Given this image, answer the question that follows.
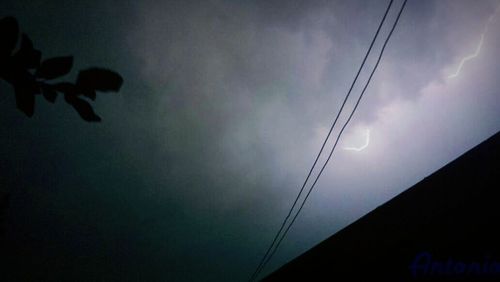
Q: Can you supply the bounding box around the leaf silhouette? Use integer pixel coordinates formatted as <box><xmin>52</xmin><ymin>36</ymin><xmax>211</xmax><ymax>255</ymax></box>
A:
<box><xmin>1</xmin><ymin>17</ymin><xmax>123</xmax><ymax>122</ymax></box>
<box><xmin>76</xmin><ymin>68</ymin><xmax>123</xmax><ymax>93</ymax></box>
<box><xmin>15</xmin><ymin>86</ymin><xmax>36</xmax><ymax>117</ymax></box>
<box><xmin>81</xmin><ymin>88</ymin><xmax>96</xmax><ymax>101</ymax></box>
<box><xmin>54</xmin><ymin>82</ymin><xmax>76</xmax><ymax>94</ymax></box>
<box><xmin>41</xmin><ymin>84</ymin><xmax>57</xmax><ymax>103</ymax></box>
<box><xmin>0</xmin><ymin>17</ymin><xmax>19</xmax><ymax>57</ymax></box>
<box><xmin>65</xmin><ymin>94</ymin><xmax>101</xmax><ymax>122</ymax></box>
<box><xmin>35</xmin><ymin>56</ymin><xmax>73</xmax><ymax>79</ymax></box>
<box><xmin>13</xmin><ymin>34</ymin><xmax>41</xmax><ymax>69</ymax></box>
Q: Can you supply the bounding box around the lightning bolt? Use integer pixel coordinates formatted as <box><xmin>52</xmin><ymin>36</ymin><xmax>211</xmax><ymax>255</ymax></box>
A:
<box><xmin>343</xmin><ymin>129</ymin><xmax>370</xmax><ymax>152</ymax></box>
<box><xmin>448</xmin><ymin>34</ymin><xmax>484</xmax><ymax>79</ymax></box>
<box><xmin>448</xmin><ymin>5</ymin><xmax>499</xmax><ymax>79</ymax></box>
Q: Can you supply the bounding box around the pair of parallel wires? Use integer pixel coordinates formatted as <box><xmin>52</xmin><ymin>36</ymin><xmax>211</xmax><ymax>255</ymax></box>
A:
<box><xmin>249</xmin><ymin>0</ymin><xmax>408</xmax><ymax>280</ymax></box>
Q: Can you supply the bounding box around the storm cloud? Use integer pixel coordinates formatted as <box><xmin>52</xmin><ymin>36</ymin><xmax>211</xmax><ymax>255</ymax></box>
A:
<box><xmin>1</xmin><ymin>0</ymin><xmax>499</xmax><ymax>281</ymax></box>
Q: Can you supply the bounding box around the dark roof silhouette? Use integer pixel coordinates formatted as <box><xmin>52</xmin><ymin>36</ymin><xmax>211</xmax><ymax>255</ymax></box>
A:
<box><xmin>265</xmin><ymin>131</ymin><xmax>500</xmax><ymax>281</ymax></box>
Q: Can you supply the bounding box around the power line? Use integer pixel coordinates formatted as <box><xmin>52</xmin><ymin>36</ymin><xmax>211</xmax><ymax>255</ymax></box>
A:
<box><xmin>248</xmin><ymin>0</ymin><xmax>396</xmax><ymax>281</ymax></box>
<box><xmin>255</xmin><ymin>0</ymin><xmax>409</xmax><ymax>280</ymax></box>
<box><xmin>264</xmin><ymin>0</ymin><xmax>408</xmax><ymax>265</ymax></box>
<box><xmin>255</xmin><ymin>0</ymin><xmax>408</xmax><ymax>279</ymax></box>
<box><xmin>248</xmin><ymin>1</ymin><xmax>395</xmax><ymax>280</ymax></box>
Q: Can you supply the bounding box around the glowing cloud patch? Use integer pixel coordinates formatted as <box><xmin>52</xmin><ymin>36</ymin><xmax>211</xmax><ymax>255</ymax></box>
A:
<box><xmin>343</xmin><ymin>129</ymin><xmax>370</xmax><ymax>152</ymax></box>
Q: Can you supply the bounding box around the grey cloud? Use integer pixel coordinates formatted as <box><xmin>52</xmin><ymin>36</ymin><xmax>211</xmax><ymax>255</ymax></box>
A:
<box><xmin>2</xmin><ymin>0</ymin><xmax>499</xmax><ymax>281</ymax></box>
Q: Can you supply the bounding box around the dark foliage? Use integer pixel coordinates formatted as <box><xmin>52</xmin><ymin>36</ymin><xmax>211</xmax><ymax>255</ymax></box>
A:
<box><xmin>0</xmin><ymin>16</ymin><xmax>123</xmax><ymax>122</ymax></box>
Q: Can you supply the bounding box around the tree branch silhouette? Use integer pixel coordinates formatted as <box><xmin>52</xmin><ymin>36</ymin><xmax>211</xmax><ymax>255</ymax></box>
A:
<box><xmin>0</xmin><ymin>16</ymin><xmax>123</xmax><ymax>122</ymax></box>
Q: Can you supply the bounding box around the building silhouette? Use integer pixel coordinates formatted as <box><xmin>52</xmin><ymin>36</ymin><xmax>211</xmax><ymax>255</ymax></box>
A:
<box><xmin>265</xmin><ymin>131</ymin><xmax>500</xmax><ymax>281</ymax></box>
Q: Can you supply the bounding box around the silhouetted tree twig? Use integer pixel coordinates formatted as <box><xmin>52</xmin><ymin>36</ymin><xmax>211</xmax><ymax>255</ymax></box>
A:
<box><xmin>0</xmin><ymin>16</ymin><xmax>123</xmax><ymax>122</ymax></box>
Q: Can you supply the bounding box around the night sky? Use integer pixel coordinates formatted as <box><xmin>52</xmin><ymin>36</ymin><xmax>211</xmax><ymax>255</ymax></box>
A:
<box><xmin>1</xmin><ymin>0</ymin><xmax>500</xmax><ymax>281</ymax></box>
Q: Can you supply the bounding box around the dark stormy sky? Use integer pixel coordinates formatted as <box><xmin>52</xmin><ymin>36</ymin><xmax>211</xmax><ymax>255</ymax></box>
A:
<box><xmin>1</xmin><ymin>0</ymin><xmax>500</xmax><ymax>281</ymax></box>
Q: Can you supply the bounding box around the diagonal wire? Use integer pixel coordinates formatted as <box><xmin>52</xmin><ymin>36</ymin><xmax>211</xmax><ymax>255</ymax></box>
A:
<box><xmin>248</xmin><ymin>1</ymin><xmax>395</xmax><ymax>281</ymax></box>
<box><xmin>257</xmin><ymin>0</ymin><xmax>408</xmax><ymax>278</ymax></box>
